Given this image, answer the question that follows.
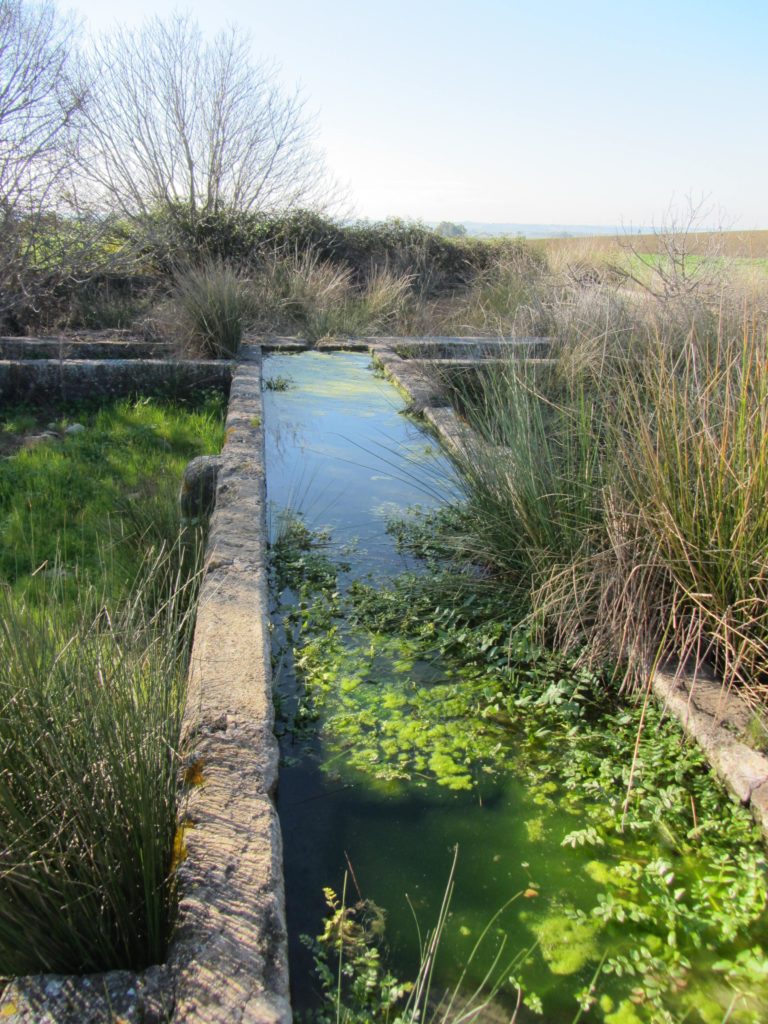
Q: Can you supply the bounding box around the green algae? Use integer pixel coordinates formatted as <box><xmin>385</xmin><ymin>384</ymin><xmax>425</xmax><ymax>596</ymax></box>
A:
<box><xmin>529</xmin><ymin>911</ymin><xmax>600</xmax><ymax>975</ymax></box>
<box><xmin>280</xmin><ymin>544</ymin><xmax>768</xmax><ymax>1023</ymax></box>
<box><xmin>266</xmin><ymin>353</ymin><xmax>768</xmax><ymax>1024</ymax></box>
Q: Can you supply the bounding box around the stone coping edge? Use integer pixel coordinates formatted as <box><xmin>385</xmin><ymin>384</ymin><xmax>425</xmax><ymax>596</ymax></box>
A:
<box><xmin>652</xmin><ymin>672</ymin><xmax>768</xmax><ymax>834</ymax></box>
<box><xmin>168</xmin><ymin>343</ymin><xmax>291</xmax><ymax>1022</ymax></box>
<box><xmin>0</xmin><ymin>337</ymin><xmax>175</xmax><ymax>360</ymax></box>
<box><xmin>376</xmin><ymin>341</ymin><xmax>768</xmax><ymax>841</ymax></box>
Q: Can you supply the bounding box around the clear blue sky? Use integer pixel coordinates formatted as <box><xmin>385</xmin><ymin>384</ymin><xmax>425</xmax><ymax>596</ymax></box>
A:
<box><xmin>66</xmin><ymin>0</ymin><xmax>767</xmax><ymax>228</ymax></box>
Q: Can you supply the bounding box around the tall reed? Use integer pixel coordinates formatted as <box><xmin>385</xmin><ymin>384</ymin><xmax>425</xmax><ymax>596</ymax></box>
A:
<box><xmin>168</xmin><ymin>258</ymin><xmax>252</xmax><ymax>357</ymax></box>
<box><xmin>249</xmin><ymin>249</ymin><xmax>413</xmax><ymax>341</ymax></box>
<box><xmin>446</xmin><ymin>360</ymin><xmax>606</xmax><ymax>618</ymax></box>
<box><xmin>443</xmin><ymin>318</ymin><xmax>768</xmax><ymax>702</ymax></box>
<box><xmin>0</xmin><ymin>554</ymin><xmax>196</xmax><ymax>974</ymax></box>
<box><xmin>614</xmin><ymin>325</ymin><xmax>768</xmax><ymax>696</ymax></box>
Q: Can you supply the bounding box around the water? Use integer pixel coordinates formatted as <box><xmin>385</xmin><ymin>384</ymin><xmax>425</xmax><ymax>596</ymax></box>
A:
<box><xmin>263</xmin><ymin>351</ymin><xmax>450</xmax><ymax>578</ymax></box>
<box><xmin>264</xmin><ymin>352</ymin><xmax>768</xmax><ymax>1023</ymax></box>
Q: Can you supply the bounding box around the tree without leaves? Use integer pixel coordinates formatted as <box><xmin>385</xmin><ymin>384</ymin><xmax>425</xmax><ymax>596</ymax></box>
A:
<box><xmin>615</xmin><ymin>196</ymin><xmax>729</xmax><ymax>304</ymax></box>
<box><xmin>80</xmin><ymin>15</ymin><xmax>329</xmax><ymax>223</ymax></box>
<box><xmin>0</xmin><ymin>0</ymin><xmax>89</xmax><ymax>328</ymax></box>
<box><xmin>0</xmin><ymin>0</ymin><xmax>83</xmax><ymax>212</ymax></box>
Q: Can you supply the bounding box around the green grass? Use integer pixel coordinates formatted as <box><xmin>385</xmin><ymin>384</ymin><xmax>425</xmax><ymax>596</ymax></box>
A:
<box><xmin>0</xmin><ymin>393</ymin><xmax>226</xmax><ymax>602</ymax></box>
<box><xmin>0</xmin><ymin>392</ymin><xmax>225</xmax><ymax>973</ymax></box>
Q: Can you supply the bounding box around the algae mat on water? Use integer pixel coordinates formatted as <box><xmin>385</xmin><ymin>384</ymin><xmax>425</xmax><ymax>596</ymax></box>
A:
<box><xmin>265</xmin><ymin>353</ymin><xmax>768</xmax><ymax>1024</ymax></box>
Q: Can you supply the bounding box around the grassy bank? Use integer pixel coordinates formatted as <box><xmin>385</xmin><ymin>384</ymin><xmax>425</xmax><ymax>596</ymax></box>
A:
<box><xmin>0</xmin><ymin>394</ymin><xmax>225</xmax><ymax>973</ymax></box>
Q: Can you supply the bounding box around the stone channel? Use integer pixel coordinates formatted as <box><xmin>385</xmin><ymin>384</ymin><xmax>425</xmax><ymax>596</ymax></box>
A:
<box><xmin>0</xmin><ymin>336</ymin><xmax>766</xmax><ymax>1022</ymax></box>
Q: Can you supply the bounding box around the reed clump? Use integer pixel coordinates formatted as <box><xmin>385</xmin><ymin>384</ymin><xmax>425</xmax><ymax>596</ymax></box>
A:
<box><xmin>248</xmin><ymin>249</ymin><xmax>413</xmax><ymax>342</ymax></box>
<box><xmin>166</xmin><ymin>258</ymin><xmax>253</xmax><ymax>357</ymax></box>
<box><xmin>0</xmin><ymin>555</ymin><xmax>196</xmax><ymax>973</ymax></box>
<box><xmin>446</xmin><ymin>317</ymin><xmax>768</xmax><ymax>706</ymax></box>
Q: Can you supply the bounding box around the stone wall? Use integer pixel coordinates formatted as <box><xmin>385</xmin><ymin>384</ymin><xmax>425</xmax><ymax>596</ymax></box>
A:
<box><xmin>0</xmin><ymin>337</ymin><xmax>174</xmax><ymax>360</ymax></box>
<box><xmin>0</xmin><ymin>358</ymin><xmax>232</xmax><ymax>406</ymax></box>
<box><xmin>168</xmin><ymin>344</ymin><xmax>291</xmax><ymax>1024</ymax></box>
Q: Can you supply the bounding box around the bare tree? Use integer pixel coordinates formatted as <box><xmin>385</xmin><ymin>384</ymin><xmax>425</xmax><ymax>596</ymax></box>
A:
<box><xmin>0</xmin><ymin>0</ymin><xmax>83</xmax><ymax>212</ymax></box>
<box><xmin>79</xmin><ymin>15</ymin><xmax>329</xmax><ymax>223</ymax></box>
<box><xmin>0</xmin><ymin>0</ymin><xmax>87</xmax><ymax>328</ymax></box>
<box><xmin>616</xmin><ymin>197</ymin><xmax>730</xmax><ymax>304</ymax></box>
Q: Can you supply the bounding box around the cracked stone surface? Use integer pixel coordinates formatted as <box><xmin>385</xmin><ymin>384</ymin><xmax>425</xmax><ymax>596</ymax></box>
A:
<box><xmin>168</xmin><ymin>344</ymin><xmax>291</xmax><ymax>1023</ymax></box>
<box><xmin>0</xmin><ymin>966</ymin><xmax>173</xmax><ymax>1023</ymax></box>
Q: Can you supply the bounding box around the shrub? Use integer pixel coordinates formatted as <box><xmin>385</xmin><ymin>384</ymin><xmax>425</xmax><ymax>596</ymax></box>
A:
<box><xmin>166</xmin><ymin>259</ymin><xmax>252</xmax><ymax>357</ymax></box>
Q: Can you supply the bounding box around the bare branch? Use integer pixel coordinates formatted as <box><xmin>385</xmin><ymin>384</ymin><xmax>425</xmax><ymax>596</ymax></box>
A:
<box><xmin>0</xmin><ymin>0</ymin><xmax>84</xmax><ymax>214</ymax></box>
<box><xmin>78</xmin><ymin>14</ymin><xmax>330</xmax><ymax>220</ymax></box>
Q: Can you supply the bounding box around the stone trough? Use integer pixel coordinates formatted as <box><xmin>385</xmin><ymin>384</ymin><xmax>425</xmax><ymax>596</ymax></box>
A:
<box><xmin>1</xmin><ymin>334</ymin><xmax>766</xmax><ymax>1023</ymax></box>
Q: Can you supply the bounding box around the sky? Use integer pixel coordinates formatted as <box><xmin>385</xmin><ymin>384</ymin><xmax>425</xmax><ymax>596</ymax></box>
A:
<box><xmin>64</xmin><ymin>0</ymin><xmax>768</xmax><ymax>229</ymax></box>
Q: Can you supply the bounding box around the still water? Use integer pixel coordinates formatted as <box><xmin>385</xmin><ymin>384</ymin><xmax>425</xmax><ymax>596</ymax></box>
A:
<box><xmin>264</xmin><ymin>352</ymin><xmax>768</xmax><ymax>1024</ymax></box>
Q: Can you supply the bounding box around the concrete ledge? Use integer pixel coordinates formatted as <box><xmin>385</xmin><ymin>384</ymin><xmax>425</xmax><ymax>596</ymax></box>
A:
<box><xmin>0</xmin><ymin>336</ymin><xmax>174</xmax><ymax>360</ymax></box>
<box><xmin>314</xmin><ymin>338</ymin><xmax>371</xmax><ymax>352</ymax></box>
<box><xmin>0</xmin><ymin>359</ymin><xmax>232</xmax><ymax>405</ymax></box>
<box><xmin>422</xmin><ymin>406</ymin><xmax>474</xmax><ymax>459</ymax></box>
<box><xmin>653</xmin><ymin>670</ymin><xmax>768</xmax><ymax>833</ymax></box>
<box><xmin>0</xmin><ymin>967</ymin><xmax>172</xmax><ymax>1023</ymax></box>
<box><xmin>253</xmin><ymin>337</ymin><xmax>310</xmax><ymax>353</ymax></box>
<box><xmin>369</xmin><ymin>342</ymin><xmax>448</xmax><ymax>412</ymax></box>
<box><xmin>169</xmin><ymin>344</ymin><xmax>291</xmax><ymax>1024</ymax></box>
<box><xmin>376</xmin><ymin>336</ymin><xmax>551</xmax><ymax>359</ymax></box>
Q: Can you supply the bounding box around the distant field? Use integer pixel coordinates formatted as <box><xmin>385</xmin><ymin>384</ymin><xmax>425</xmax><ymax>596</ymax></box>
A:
<box><xmin>534</xmin><ymin>229</ymin><xmax>768</xmax><ymax>260</ymax></box>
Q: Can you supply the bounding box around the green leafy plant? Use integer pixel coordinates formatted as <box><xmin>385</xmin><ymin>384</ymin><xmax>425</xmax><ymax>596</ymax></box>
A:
<box><xmin>274</xmin><ymin>512</ymin><xmax>768</xmax><ymax>1023</ymax></box>
<box><xmin>303</xmin><ymin>852</ymin><xmax>534</xmax><ymax>1024</ymax></box>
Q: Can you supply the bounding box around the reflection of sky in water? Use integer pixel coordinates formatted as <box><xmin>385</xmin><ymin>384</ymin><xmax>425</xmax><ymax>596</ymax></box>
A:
<box><xmin>265</xmin><ymin>353</ymin><xmax>599</xmax><ymax>1022</ymax></box>
<box><xmin>263</xmin><ymin>351</ymin><xmax>457</xmax><ymax>576</ymax></box>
